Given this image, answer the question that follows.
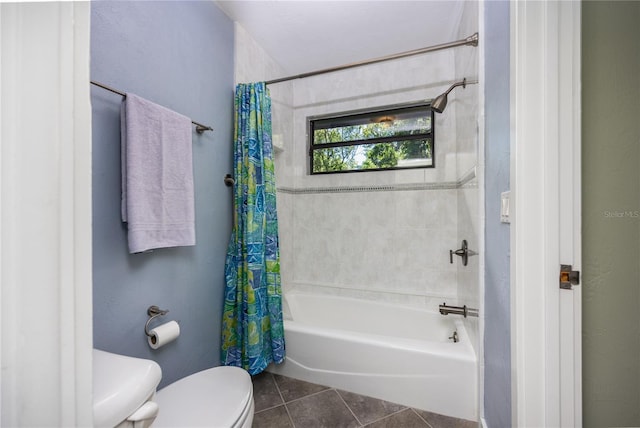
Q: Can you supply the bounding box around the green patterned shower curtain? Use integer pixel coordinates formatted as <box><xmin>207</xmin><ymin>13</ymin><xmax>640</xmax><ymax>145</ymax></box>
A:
<box><xmin>221</xmin><ymin>82</ymin><xmax>285</xmax><ymax>375</ymax></box>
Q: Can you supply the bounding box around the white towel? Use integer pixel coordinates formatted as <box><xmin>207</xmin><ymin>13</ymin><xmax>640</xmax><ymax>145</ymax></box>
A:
<box><xmin>121</xmin><ymin>93</ymin><xmax>195</xmax><ymax>253</ymax></box>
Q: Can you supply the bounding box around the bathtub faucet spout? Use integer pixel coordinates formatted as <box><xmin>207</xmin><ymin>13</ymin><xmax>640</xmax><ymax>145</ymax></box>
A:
<box><xmin>439</xmin><ymin>303</ymin><xmax>479</xmax><ymax>318</ymax></box>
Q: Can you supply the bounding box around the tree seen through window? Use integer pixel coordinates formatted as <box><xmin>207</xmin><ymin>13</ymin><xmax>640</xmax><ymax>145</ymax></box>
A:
<box><xmin>310</xmin><ymin>104</ymin><xmax>434</xmax><ymax>174</ymax></box>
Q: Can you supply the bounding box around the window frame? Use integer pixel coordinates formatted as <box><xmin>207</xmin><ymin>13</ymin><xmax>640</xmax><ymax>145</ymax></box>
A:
<box><xmin>307</xmin><ymin>101</ymin><xmax>435</xmax><ymax>175</ymax></box>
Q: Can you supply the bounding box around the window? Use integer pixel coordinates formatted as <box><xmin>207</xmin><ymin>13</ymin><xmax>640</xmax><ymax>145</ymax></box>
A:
<box><xmin>309</xmin><ymin>102</ymin><xmax>434</xmax><ymax>174</ymax></box>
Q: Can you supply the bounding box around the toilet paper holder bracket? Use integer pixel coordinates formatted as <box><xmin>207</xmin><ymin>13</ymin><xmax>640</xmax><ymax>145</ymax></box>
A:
<box><xmin>145</xmin><ymin>305</ymin><xmax>169</xmax><ymax>337</ymax></box>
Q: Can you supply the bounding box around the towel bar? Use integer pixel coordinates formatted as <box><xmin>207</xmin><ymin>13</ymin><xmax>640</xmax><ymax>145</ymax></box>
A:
<box><xmin>91</xmin><ymin>80</ymin><xmax>213</xmax><ymax>134</ymax></box>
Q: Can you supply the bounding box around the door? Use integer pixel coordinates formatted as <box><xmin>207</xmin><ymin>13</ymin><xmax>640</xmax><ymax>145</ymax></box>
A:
<box><xmin>510</xmin><ymin>1</ymin><xmax>581</xmax><ymax>426</ymax></box>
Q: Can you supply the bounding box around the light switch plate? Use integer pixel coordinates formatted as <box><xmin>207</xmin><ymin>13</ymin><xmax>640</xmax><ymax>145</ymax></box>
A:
<box><xmin>501</xmin><ymin>191</ymin><xmax>511</xmax><ymax>223</ymax></box>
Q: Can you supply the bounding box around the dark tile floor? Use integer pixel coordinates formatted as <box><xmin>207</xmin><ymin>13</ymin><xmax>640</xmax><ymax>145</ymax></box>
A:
<box><xmin>252</xmin><ymin>372</ymin><xmax>477</xmax><ymax>428</ymax></box>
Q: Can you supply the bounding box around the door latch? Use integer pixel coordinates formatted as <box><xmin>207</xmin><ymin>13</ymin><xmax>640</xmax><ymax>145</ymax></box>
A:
<box><xmin>560</xmin><ymin>264</ymin><xmax>580</xmax><ymax>290</ymax></box>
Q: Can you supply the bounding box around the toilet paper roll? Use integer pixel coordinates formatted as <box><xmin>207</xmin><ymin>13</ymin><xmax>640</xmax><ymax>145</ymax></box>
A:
<box><xmin>147</xmin><ymin>321</ymin><xmax>180</xmax><ymax>349</ymax></box>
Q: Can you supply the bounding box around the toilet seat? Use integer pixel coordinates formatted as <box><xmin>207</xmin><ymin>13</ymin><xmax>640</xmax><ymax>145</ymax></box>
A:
<box><xmin>153</xmin><ymin>366</ymin><xmax>253</xmax><ymax>428</ymax></box>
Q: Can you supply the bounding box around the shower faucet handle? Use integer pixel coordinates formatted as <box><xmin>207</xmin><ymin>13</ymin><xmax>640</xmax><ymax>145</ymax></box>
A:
<box><xmin>449</xmin><ymin>240</ymin><xmax>469</xmax><ymax>266</ymax></box>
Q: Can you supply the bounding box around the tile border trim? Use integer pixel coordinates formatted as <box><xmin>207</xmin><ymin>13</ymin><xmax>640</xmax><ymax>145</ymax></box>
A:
<box><xmin>277</xmin><ymin>168</ymin><xmax>476</xmax><ymax>194</ymax></box>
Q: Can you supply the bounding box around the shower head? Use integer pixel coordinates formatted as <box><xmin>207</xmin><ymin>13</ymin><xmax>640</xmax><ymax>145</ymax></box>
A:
<box><xmin>431</xmin><ymin>78</ymin><xmax>478</xmax><ymax>113</ymax></box>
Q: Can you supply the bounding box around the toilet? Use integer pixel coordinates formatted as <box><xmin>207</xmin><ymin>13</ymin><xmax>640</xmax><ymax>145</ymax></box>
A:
<box><xmin>93</xmin><ymin>349</ymin><xmax>254</xmax><ymax>428</ymax></box>
<box><xmin>153</xmin><ymin>366</ymin><xmax>254</xmax><ymax>428</ymax></box>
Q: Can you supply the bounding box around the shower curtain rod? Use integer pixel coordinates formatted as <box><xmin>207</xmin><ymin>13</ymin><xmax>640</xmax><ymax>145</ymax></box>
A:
<box><xmin>90</xmin><ymin>80</ymin><xmax>214</xmax><ymax>134</ymax></box>
<box><xmin>265</xmin><ymin>32</ymin><xmax>479</xmax><ymax>85</ymax></box>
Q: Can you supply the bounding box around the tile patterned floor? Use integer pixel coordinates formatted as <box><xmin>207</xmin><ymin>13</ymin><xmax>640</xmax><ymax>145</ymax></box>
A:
<box><xmin>252</xmin><ymin>372</ymin><xmax>477</xmax><ymax>428</ymax></box>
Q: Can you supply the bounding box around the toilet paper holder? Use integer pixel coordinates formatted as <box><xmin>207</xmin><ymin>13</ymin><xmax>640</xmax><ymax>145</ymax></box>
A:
<box><xmin>145</xmin><ymin>305</ymin><xmax>169</xmax><ymax>338</ymax></box>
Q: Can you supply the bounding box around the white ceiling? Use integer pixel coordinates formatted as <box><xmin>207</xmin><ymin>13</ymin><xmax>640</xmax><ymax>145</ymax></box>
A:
<box><xmin>215</xmin><ymin>1</ymin><xmax>466</xmax><ymax>76</ymax></box>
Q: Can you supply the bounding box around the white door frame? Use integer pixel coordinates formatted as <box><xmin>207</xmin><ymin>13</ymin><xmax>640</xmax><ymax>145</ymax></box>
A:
<box><xmin>510</xmin><ymin>1</ymin><xmax>581</xmax><ymax>427</ymax></box>
<box><xmin>1</xmin><ymin>3</ymin><xmax>93</xmax><ymax>426</ymax></box>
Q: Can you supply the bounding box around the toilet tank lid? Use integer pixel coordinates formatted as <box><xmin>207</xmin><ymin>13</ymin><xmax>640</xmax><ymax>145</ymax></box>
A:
<box><xmin>93</xmin><ymin>349</ymin><xmax>162</xmax><ymax>428</ymax></box>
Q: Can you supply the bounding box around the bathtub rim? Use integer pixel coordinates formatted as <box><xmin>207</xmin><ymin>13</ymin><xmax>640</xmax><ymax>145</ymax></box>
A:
<box><xmin>282</xmin><ymin>290</ymin><xmax>477</xmax><ymax>361</ymax></box>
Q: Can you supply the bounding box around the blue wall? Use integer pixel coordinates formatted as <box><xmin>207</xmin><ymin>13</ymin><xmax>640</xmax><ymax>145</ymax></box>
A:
<box><xmin>483</xmin><ymin>1</ymin><xmax>511</xmax><ymax>426</ymax></box>
<box><xmin>91</xmin><ymin>1</ymin><xmax>234</xmax><ymax>388</ymax></box>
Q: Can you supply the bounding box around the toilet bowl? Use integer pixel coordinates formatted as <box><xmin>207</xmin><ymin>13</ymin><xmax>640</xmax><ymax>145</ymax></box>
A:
<box><xmin>93</xmin><ymin>349</ymin><xmax>254</xmax><ymax>428</ymax></box>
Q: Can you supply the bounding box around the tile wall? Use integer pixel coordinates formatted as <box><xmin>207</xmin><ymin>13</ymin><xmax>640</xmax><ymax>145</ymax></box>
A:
<box><xmin>288</xmin><ymin>187</ymin><xmax>459</xmax><ymax>307</ymax></box>
<box><xmin>281</xmin><ymin>41</ymin><xmax>474</xmax><ymax>309</ymax></box>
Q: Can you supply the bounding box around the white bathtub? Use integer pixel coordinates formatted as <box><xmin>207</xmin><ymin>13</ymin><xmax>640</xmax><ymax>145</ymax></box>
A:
<box><xmin>267</xmin><ymin>291</ymin><xmax>477</xmax><ymax>421</ymax></box>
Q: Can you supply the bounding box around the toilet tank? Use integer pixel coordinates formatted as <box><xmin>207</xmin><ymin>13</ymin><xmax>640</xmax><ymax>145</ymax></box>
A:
<box><xmin>93</xmin><ymin>349</ymin><xmax>162</xmax><ymax>428</ymax></box>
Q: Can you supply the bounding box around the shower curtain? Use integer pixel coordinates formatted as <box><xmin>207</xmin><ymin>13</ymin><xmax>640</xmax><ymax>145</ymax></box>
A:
<box><xmin>221</xmin><ymin>82</ymin><xmax>285</xmax><ymax>375</ymax></box>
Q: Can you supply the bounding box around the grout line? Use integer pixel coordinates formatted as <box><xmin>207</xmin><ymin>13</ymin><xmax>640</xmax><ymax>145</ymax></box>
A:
<box><xmin>270</xmin><ymin>372</ymin><xmax>287</xmax><ymax>405</ymax></box>
<box><xmin>283</xmin><ymin>403</ymin><xmax>296</xmax><ymax>428</ymax></box>
<box><xmin>270</xmin><ymin>373</ymin><xmax>296</xmax><ymax>428</ymax></box>
<box><xmin>334</xmin><ymin>389</ymin><xmax>365</xmax><ymax>427</ymax></box>
<box><xmin>361</xmin><ymin>408</ymin><xmax>411</xmax><ymax>427</ymax></box>
<box><xmin>280</xmin><ymin>386</ymin><xmax>332</xmax><ymax>405</ymax></box>
<box><xmin>254</xmin><ymin>402</ymin><xmax>287</xmax><ymax>415</ymax></box>
<box><xmin>252</xmin><ymin>372</ymin><xmax>286</xmax><ymax>415</ymax></box>
<box><xmin>411</xmin><ymin>408</ymin><xmax>434</xmax><ymax>428</ymax></box>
